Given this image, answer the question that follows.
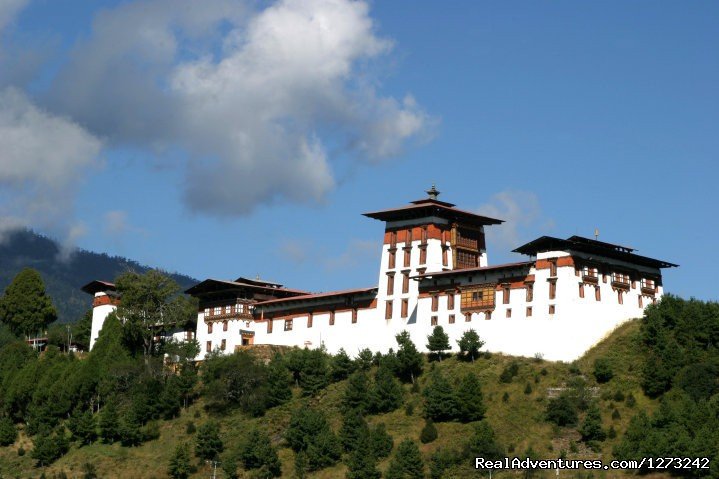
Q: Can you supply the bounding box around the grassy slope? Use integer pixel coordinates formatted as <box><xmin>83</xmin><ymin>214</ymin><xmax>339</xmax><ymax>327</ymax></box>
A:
<box><xmin>0</xmin><ymin>319</ymin><xmax>667</xmax><ymax>479</ymax></box>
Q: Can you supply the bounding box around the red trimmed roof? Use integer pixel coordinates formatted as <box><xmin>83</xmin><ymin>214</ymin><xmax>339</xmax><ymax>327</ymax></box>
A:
<box><xmin>363</xmin><ymin>198</ymin><xmax>503</xmax><ymax>227</ymax></box>
<box><xmin>412</xmin><ymin>261</ymin><xmax>533</xmax><ymax>279</ymax></box>
<box><xmin>81</xmin><ymin>280</ymin><xmax>116</xmax><ymax>295</ymax></box>
<box><xmin>185</xmin><ymin>278</ymin><xmax>309</xmax><ymax>296</ymax></box>
<box><xmin>255</xmin><ymin>287</ymin><xmax>378</xmax><ymax>307</ymax></box>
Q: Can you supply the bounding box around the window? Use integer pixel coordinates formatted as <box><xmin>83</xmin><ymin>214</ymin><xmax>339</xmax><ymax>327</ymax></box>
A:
<box><xmin>208</xmin><ymin>322</ymin><xmax>214</xmax><ymax>334</ymax></box>
<box><xmin>579</xmin><ymin>283</ymin><xmax>585</xmax><ymax>298</ymax></box>
<box><xmin>235</xmin><ymin>303</ymin><xmax>244</xmax><ymax>314</ymax></box>
<box><xmin>526</xmin><ymin>284</ymin><xmax>533</xmax><ymax>302</ymax></box>
<box><xmin>402</xmin><ymin>272</ymin><xmax>409</xmax><ymax>294</ymax></box>
<box><xmin>388</xmin><ymin>250</ymin><xmax>396</xmax><ymax>269</ymax></box>
<box><xmin>549</xmin><ymin>260</ymin><xmax>557</xmax><ymax>277</ymax></box>
<box><xmin>403</xmin><ymin>248</ymin><xmax>411</xmax><ymax>267</ymax></box>
<box><xmin>595</xmin><ymin>286</ymin><xmax>601</xmax><ymax>301</ymax></box>
<box><xmin>617</xmin><ymin>290</ymin><xmax>624</xmax><ymax>305</ymax></box>
<box><xmin>419</xmin><ymin>247</ymin><xmax>427</xmax><ymax>265</ymax></box>
<box><xmin>549</xmin><ymin>305</ymin><xmax>555</xmax><ymax>315</ymax></box>
<box><xmin>502</xmin><ymin>286</ymin><xmax>510</xmax><ymax>304</ymax></box>
<box><xmin>421</xmin><ymin>227</ymin><xmax>428</xmax><ymax>244</ymax></box>
<box><xmin>329</xmin><ymin>311</ymin><xmax>335</xmax><ymax>326</ymax></box>
<box><xmin>390</xmin><ymin>231</ymin><xmax>397</xmax><ymax>248</ymax></box>
<box><xmin>385</xmin><ymin>301</ymin><xmax>392</xmax><ymax>320</ymax></box>
<box><xmin>220</xmin><ymin>339</ymin><xmax>226</xmax><ymax>351</ymax></box>
<box><xmin>206</xmin><ymin>341</ymin><xmax>212</xmax><ymax>352</ymax></box>
<box><xmin>307</xmin><ymin>313</ymin><xmax>313</xmax><ymax>328</ymax></box>
<box><xmin>447</xmin><ymin>293</ymin><xmax>455</xmax><ymax>310</ymax></box>
<box><xmin>386</xmin><ymin>273</ymin><xmax>394</xmax><ymax>295</ymax></box>
<box><xmin>465</xmin><ymin>313</ymin><xmax>472</xmax><ymax>322</ymax></box>
<box><xmin>225</xmin><ymin>305</ymin><xmax>232</xmax><ymax>315</ymax></box>
<box><xmin>449</xmin><ymin>314</ymin><xmax>455</xmax><ymax>324</ymax></box>
<box><xmin>267</xmin><ymin>320</ymin><xmax>273</xmax><ymax>334</ymax></box>
<box><xmin>460</xmin><ymin>284</ymin><xmax>495</xmax><ymax>310</ymax></box>
<box><xmin>431</xmin><ymin>294</ymin><xmax>439</xmax><ymax>312</ymax></box>
<box><xmin>222</xmin><ymin>320</ymin><xmax>228</xmax><ymax>332</ymax></box>
<box><xmin>401</xmin><ymin>299</ymin><xmax>408</xmax><ymax>318</ymax></box>
<box><xmin>641</xmin><ymin>278</ymin><xmax>656</xmax><ymax>292</ymax></box>
<box><xmin>583</xmin><ymin>266</ymin><xmax>598</xmax><ymax>279</ymax></box>
<box><xmin>406</xmin><ymin>228</ymin><xmax>413</xmax><ymax>245</ymax></box>
<box><xmin>456</xmin><ymin>250</ymin><xmax>478</xmax><ymax>269</ymax></box>
<box><xmin>284</xmin><ymin>319</ymin><xmax>293</xmax><ymax>331</ymax></box>
<box><xmin>638</xmin><ymin>295</ymin><xmax>643</xmax><ymax>308</ymax></box>
<box><xmin>612</xmin><ymin>272</ymin><xmax>630</xmax><ymax>286</ymax></box>
<box><xmin>526</xmin><ymin>306</ymin><xmax>533</xmax><ymax>317</ymax></box>
<box><xmin>214</xmin><ymin>306</ymin><xmax>221</xmax><ymax>316</ymax></box>
<box><xmin>485</xmin><ymin>311</ymin><xmax>492</xmax><ymax>320</ymax></box>
<box><xmin>352</xmin><ymin>309</ymin><xmax>358</xmax><ymax>324</ymax></box>
<box><xmin>204</xmin><ymin>308</ymin><xmax>210</xmax><ymax>317</ymax></box>
<box><xmin>506</xmin><ymin>308</ymin><xmax>512</xmax><ymax>318</ymax></box>
<box><xmin>431</xmin><ymin>316</ymin><xmax>438</xmax><ymax>326</ymax></box>
<box><xmin>442</xmin><ymin>247</ymin><xmax>448</xmax><ymax>266</ymax></box>
<box><xmin>549</xmin><ymin>280</ymin><xmax>557</xmax><ymax>300</ymax></box>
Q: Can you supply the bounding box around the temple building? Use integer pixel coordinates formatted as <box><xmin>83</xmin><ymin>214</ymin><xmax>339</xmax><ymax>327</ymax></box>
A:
<box><xmin>84</xmin><ymin>187</ymin><xmax>677</xmax><ymax>361</ymax></box>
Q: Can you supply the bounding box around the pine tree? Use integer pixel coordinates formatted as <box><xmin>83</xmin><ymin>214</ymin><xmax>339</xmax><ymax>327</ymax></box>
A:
<box><xmin>0</xmin><ymin>268</ymin><xmax>57</xmax><ymax>337</ymax></box>
<box><xmin>423</xmin><ymin>369</ymin><xmax>458</xmax><ymax>422</ymax></box>
<box><xmin>266</xmin><ymin>355</ymin><xmax>293</xmax><ymax>408</ymax></box>
<box><xmin>426</xmin><ymin>326</ymin><xmax>450</xmax><ymax>361</ymax></box>
<box><xmin>195</xmin><ymin>421</ymin><xmax>224</xmax><ymax>461</ymax></box>
<box><xmin>98</xmin><ymin>402</ymin><xmax>120</xmax><ymax>443</ymax></box>
<box><xmin>238</xmin><ymin>428</ymin><xmax>281</xmax><ymax>477</ymax></box>
<box><xmin>286</xmin><ymin>406</ymin><xmax>331</xmax><ymax>453</ymax></box>
<box><xmin>420</xmin><ymin>419</ymin><xmax>438</xmax><ymax>444</ymax></box>
<box><xmin>457</xmin><ymin>329</ymin><xmax>484</xmax><ymax>362</ymax></box>
<box><xmin>369</xmin><ymin>366</ymin><xmax>403</xmax><ymax>413</ymax></box>
<box><xmin>340</xmin><ymin>409</ymin><xmax>369</xmax><ymax>453</ymax></box>
<box><xmin>31</xmin><ymin>428</ymin><xmax>69</xmax><ymax>467</ymax></box>
<box><xmin>67</xmin><ymin>408</ymin><xmax>96</xmax><ymax>446</ymax></box>
<box><xmin>456</xmin><ymin>372</ymin><xmax>486</xmax><ymax>423</ymax></box>
<box><xmin>464</xmin><ymin>421</ymin><xmax>504</xmax><ymax>462</ymax></box>
<box><xmin>345</xmin><ymin>427</ymin><xmax>381</xmax><ymax>479</ymax></box>
<box><xmin>0</xmin><ymin>416</ymin><xmax>18</xmax><ymax>446</ymax></box>
<box><xmin>331</xmin><ymin>348</ymin><xmax>356</xmax><ymax>381</ymax></box>
<box><xmin>298</xmin><ymin>349</ymin><xmax>330</xmax><ymax>396</ymax></box>
<box><xmin>545</xmin><ymin>394</ymin><xmax>578</xmax><ymax>427</ymax></box>
<box><xmin>343</xmin><ymin>370</ymin><xmax>371</xmax><ymax>412</ymax></box>
<box><xmin>579</xmin><ymin>403</ymin><xmax>606</xmax><ymax>442</ymax></box>
<box><xmin>369</xmin><ymin>422</ymin><xmax>393</xmax><ymax>458</ymax></box>
<box><xmin>387</xmin><ymin>439</ymin><xmax>425</xmax><ymax>479</ymax></box>
<box><xmin>168</xmin><ymin>443</ymin><xmax>192</xmax><ymax>479</ymax></box>
<box><xmin>395</xmin><ymin>331</ymin><xmax>423</xmax><ymax>384</ymax></box>
<box><xmin>306</xmin><ymin>428</ymin><xmax>342</xmax><ymax>471</ymax></box>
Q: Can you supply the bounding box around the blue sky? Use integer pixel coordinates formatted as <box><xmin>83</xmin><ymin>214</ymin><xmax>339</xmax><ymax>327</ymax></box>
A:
<box><xmin>0</xmin><ymin>0</ymin><xmax>716</xmax><ymax>300</ymax></box>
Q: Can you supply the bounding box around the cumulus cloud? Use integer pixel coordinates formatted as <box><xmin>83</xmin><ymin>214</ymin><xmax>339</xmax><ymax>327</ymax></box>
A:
<box><xmin>46</xmin><ymin>0</ymin><xmax>431</xmax><ymax>216</ymax></box>
<box><xmin>477</xmin><ymin>190</ymin><xmax>555</xmax><ymax>253</ymax></box>
<box><xmin>0</xmin><ymin>87</ymin><xmax>102</xmax><ymax>241</ymax></box>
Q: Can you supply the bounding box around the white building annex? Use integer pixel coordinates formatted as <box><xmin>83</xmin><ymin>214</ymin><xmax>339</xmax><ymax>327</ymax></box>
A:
<box><xmin>84</xmin><ymin>187</ymin><xmax>677</xmax><ymax>362</ymax></box>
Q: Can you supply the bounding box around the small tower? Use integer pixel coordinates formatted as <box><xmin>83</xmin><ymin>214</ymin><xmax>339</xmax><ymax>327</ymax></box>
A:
<box><xmin>81</xmin><ymin>280</ymin><xmax>119</xmax><ymax>350</ymax></box>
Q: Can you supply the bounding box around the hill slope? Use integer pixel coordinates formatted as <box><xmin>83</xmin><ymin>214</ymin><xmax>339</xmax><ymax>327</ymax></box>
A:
<box><xmin>0</xmin><ymin>229</ymin><xmax>198</xmax><ymax>324</ymax></box>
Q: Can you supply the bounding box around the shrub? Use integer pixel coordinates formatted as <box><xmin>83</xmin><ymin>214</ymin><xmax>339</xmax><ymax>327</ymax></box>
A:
<box><xmin>613</xmin><ymin>390</ymin><xmax>625</xmax><ymax>402</ymax></box>
<box><xmin>625</xmin><ymin>393</ymin><xmax>636</xmax><ymax>408</ymax></box>
<box><xmin>420</xmin><ymin>420</ymin><xmax>438</xmax><ymax>444</ymax></box>
<box><xmin>593</xmin><ymin>358</ymin><xmax>614</xmax><ymax>383</ymax></box>
<box><xmin>545</xmin><ymin>395</ymin><xmax>578</xmax><ymax>427</ymax></box>
<box><xmin>186</xmin><ymin>421</ymin><xmax>196</xmax><ymax>434</ymax></box>
<box><xmin>524</xmin><ymin>383</ymin><xmax>533</xmax><ymax>395</ymax></box>
<box><xmin>499</xmin><ymin>361</ymin><xmax>519</xmax><ymax>383</ymax></box>
<box><xmin>611</xmin><ymin>408</ymin><xmax>621</xmax><ymax>420</ymax></box>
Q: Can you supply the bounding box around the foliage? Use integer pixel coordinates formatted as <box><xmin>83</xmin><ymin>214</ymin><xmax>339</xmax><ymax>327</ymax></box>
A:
<box><xmin>195</xmin><ymin>421</ymin><xmax>224</xmax><ymax>461</ymax></box>
<box><xmin>99</xmin><ymin>402</ymin><xmax>120</xmax><ymax>443</ymax></box>
<box><xmin>168</xmin><ymin>443</ymin><xmax>193</xmax><ymax>479</ymax></box>
<box><xmin>499</xmin><ymin>361</ymin><xmax>519</xmax><ymax>383</ymax></box>
<box><xmin>343</xmin><ymin>370</ymin><xmax>370</xmax><ymax>413</ymax></box>
<box><xmin>369</xmin><ymin>365</ymin><xmax>403</xmax><ymax>414</ymax></box>
<box><xmin>579</xmin><ymin>403</ymin><xmax>606</xmax><ymax>442</ymax></box>
<box><xmin>0</xmin><ymin>268</ymin><xmax>57</xmax><ymax>337</ymax></box>
<box><xmin>592</xmin><ymin>357</ymin><xmax>614</xmax><ymax>383</ymax></box>
<box><xmin>356</xmin><ymin>348</ymin><xmax>374</xmax><ymax>371</ymax></box>
<box><xmin>0</xmin><ymin>416</ymin><xmax>18</xmax><ymax>446</ymax></box>
<box><xmin>420</xmin><ymin>419</ymin><xmax>438</xmax><ymax>443</ymax></box>
<box><xmin>345</xmin><ymin>426</ymin><xmax>381</xmax><ymax>479</ymax></box>
<box><xmin>285</xmin><ymin>405</ymin><xmax>341</xmax><ymax>470</ymax></box>
<box><xmin>31</xmin><ymin>428</ymin><xmax>69</xmax><ymax>467</ymax></box>
<box><xmin>331</xmin><ymin>348</ymin><xmax>356</xmax><ymax>382</ymax></box>
<box><xmin>285</xmin><ymin>347</ymin><xmax>330</xmax><ymax>396</ymax></box>
<box><xmin>395</xmin><ymin>331</ymin><xmax>423</xmax><ymax>383</ymax></box>
<box><xmin>369</xmin><ymin>422</ymin><xmax>393</xmax><ymax>458</ymax></box>
<box><xmin>457</xmin><ymin>329</ymin><xmax>484</xmax><ymax>362</ymax></box>
<box><xmin>545</xmin><ymin>394</ymin><xmax>578</xmax><ymax>427</ymax></box>
<box><xmin>456</xmin><ymin>372</ymin><xmax>486</xmax><ymax>422</ymax></box>
<box><xmin>202</xmin><ymin>350</ymin><xmax>269</xmax><ymax>415</ymax></box>
<box><xmin>340</xmin><ymin>409</ymin><xmax>369</xmax><ymax>453</ymax></box>
<box><xmin>423</xmin><ymin>368</ymin><xmax>458</xmax><ymax>422</ymax></box>
<box><xmin>464</xmin><ymin>421</ymin><xmax>504</xmax><ymax>463</ymax></box>
<box><xmin>238</xmin><ymin>428</ymin><xmax>281</xmax><ymax>477</ymax></box>
<box><xmin>386</xmin><ymin>439</ymin><xmax>425</xmax><ymax>479</ymax></box>
<box><xmin>265</xmin><ymin>354</ymin><xmax>292</xmax><ymax>408</ymax></box>
<box><xmin>426</xmin><ymin>325</ymin><xmax>450</xmax><ymax>361</ymax></box>
<box><xmin>67</xmin><ymin>408</ymin><xmax>97</xmax><ymax>445</ymax></box>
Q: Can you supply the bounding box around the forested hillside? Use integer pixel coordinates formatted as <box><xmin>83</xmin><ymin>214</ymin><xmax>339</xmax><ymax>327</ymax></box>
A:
<box><xmin>0</xmin><ymin>294</ymin><xmax>717</xmax><ymax>479</ymax></box>
<box><xmin>0</xmin><ymin>229</ymin><xmax>197</xmax><ymax>324</ymax></box>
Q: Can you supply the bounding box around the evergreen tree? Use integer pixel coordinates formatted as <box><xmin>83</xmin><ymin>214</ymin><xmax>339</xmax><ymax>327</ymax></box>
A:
<box><xmin>298</xmin><ymin>349</ymin><xmax>330</xmax><ymax>396</ymax></box>
<box><xmin>294</xmin><ymin>451</ymin><xmax>308</xmax><ymax>479</ymax></box>
<box><xmin>67</xmin><ymin>408</ymin><xmax>96</xmax><ymax>446</ymax></box>
<box><xmin>0</xmin><ymin>416</ymin><xmax>18</xmax><ymax>446</ymax></box>
<box><xmin>423</xmin><ymin>369</ymin><xmax>458</xmax><ymax>422</ymax></box>
<box><xmin>457</xmin><ymin>329</ymin><xmax>484</xmax><ymax>362</ymax></box>
<box><xmin>593</xmin><ymin>358</ymin><xmax>614</xmax><ymax>383</ymax></box>
<box><xmin>31</xmin><ymin>428</ymin><xmax>69</xmax><ymax>467</ymax></box>
<box><xmin>331</xmin><ymin>348</ymin><xmax>356</xmax><ymax>382</ymax></box>
<box><xmin>420</xmin><ymin>419</ymin><xmax>438</xmax><ymax>444</ymax></box>
<box><xmin>387</xmin><ymin>439</ymin><xmax>425</xmax><ymax>479</ymax></box>
<box><xmin>306</xmin><ymin>428</ymin><xmax>342</xmax><ymax>471</ymax></box>
<box><xmin>195</xmin><ymin>421</ymin><xmax>224</xmax><ymax>461</ymax></box>
<box><xmin>238</xmin><ymin>428</ymin><xmax>281</xmax><ymax>477</ymax></box>
<box><xmin>168</xmin><ymin>443</ymin><xmax>192</xmax><ymax>479</ymax></box>
<box><xmin>369</xmin><ymin>422</ymin><xmax>393</xmax><ymax>458</ymax></box>
<box><xmin>579</xmin><ymin>403</ymin><xmax>606</xmax><ymax>442</ymax></box>
<box><xmin>343</xmin><ymin>370</ymin><xmax>371</xmax><ymax>413</ymax></box>
<box><xmin>98</xmin><ymin>402</ymin><xmax>120</xmax><ymax>443</ymax></box>
<box><xmin>464</xmin><ymin>421</ymin><xmax>504</xmax><ymax>462</ymax></box>
<box><xmin>222</xmin><ymin>455</ymin><xmax>239</xmax><ymax>479</ymax></box>
<box><xmin>369</xmin><ymin>366</ymin><xmax>403</xmax><ymax>414</ymax></box>
<box><xmin>266</xmin><ymin>355</ymin><xmax>292</xmax><ymax>408</ymax></box>
<box><xmin>356</xmin><ymin>348</ymin><xmax>374</xmax><ymax>371</ymax></box>
<box><xmin>545</xmin><ymin>394</ymin><xmax>578</xmax><ymax>427</ymax></box>
<box><xmin>456</xmin><ymin>372</ymin><xmax>486</xmax><ymax>423</ymax></box>
<box><xmin>286</xmin><ymin>406</ymin><xmax>331</xmax><ymax>453</ymax></box>
<box><xmin>340</xmin><ymin>409</ymin><xmax>369</xmax><ymax>452</ymax></box>
<box><xmin>345</xmin><ymin>427</ymin><xmax>381</xmax><ymax>479</ymax></box>
<box><xmin>0</xmin><ymin>268</ymin><xmax>57</xmax><ymax>337</ymax></box>
<box><xmin>72</xmin><ymin>309</ymin><xmax>93</xmax><ymax>352</ymax></box>
<box><xmin>395</xmin><ymin>331</ymin><xmax>423</xmax><ymax>384</ymax></box>
<box><xmin>426</xmin><ymin>326</ymin><xmax>450</xmax><ymax>361</ymax></box>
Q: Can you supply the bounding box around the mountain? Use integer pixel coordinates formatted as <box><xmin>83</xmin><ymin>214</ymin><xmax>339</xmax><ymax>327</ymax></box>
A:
<box><xmin>0</xmin><ymin>229</ymin><xmax>198</xmax><ymax>324</ymax></box>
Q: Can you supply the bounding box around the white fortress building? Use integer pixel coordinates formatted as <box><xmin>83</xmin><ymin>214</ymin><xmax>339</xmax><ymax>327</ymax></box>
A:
<box><xmin>84</xmin><ymin>187</ymin><xmax>676</xmax><ymax>361</ymax></box>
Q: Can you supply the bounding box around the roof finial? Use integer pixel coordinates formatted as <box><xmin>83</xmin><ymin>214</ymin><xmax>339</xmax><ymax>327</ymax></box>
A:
<box><xmin>426</xmin><ymin>184</ymin><xmax>440</xmax><ymax>200</ymax></box>
<box><xmin>594</xmin><ymin>228</ymin><xmax>599</xmax><ymax>241</ymax></box>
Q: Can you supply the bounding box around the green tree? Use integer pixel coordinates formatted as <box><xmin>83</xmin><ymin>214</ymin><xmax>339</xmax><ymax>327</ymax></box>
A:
<box><xmin>345</xmin><ymin>427</ymin><xmax>381</xmax><ymax>479</ymax></box>
<box><xmin>343</xmin><ymin>370</ymin><xmax>371</xmax><ymax>413</ymax></box>
<box><xmin>238</xmin><ymin>428</ymin><xmax>281</xmax><ymax>477</ymax></box>
<box><xmin>387</xmin><ymin>439</ymin><xmax>425</xmax><ymax>479</ymax></box>
<box><xmin>456</xmin><ymin>372</ymin><xmax>486</xmax><ymax>423</ymax></box>
<box><xmin>457</xmin><ymin>329</ymin><xmax>484</xmax><ymax>362</ymax></box>
<box><xmin>369</xmin><ymin>366</ymin><xmax>403</xmax><ymax>414</ymax></box>
<box><xmin>0</xmin><ymin>268</ymin><xmax>57</xmax><ymax>337</ymax></box>
<box><xmin>395</xmin><ymin>331</ymin><xmax>423</xmax><ymax>384</ymax></box>
<box><xmin>426</xmin><ymin>326</ymin><xmax>450</xmax><ymax>361</ymax></box>
<box><xmin>286</xmin><ymin>406</ymin><xmax>331</xmax><ymax>453</ymax></box>
<box><xmin>356</xmin><ymin>348</ymin><xmax>374</xmax><ymax>371</ymax></box>
<box><xmin>98</xmin><ymin>402</ymin><xmax>120</xmax><ymax>443</ymax></box>
<box><xmin>168</xmin><ymin>443</ymin><xmax>193</xmax><ymax>479</ymax></box>
<box><xmin>195</xmin><ymin>421</ymin><xmax>224</xmax><ymax>461</ymax></box>
<box><xmin>420</xmin><ymin>419</ymin><xmax>438</xmax><ymax>444</ymax></box>
<box><xmin>593</xmin><ymin>358</ymin><xmax>614</xmax><ymax>383</ymax></box>
<box><xmin>545</xmin><ymin>394</ymin><xmax>578</xmax><ymax>427</ymax></box>
<box><xmin>423</xmin><ymin>369</ymin><xmax>458</xmax><ymax>422</ymax></box>
<box><xmin>464</xmin><ymin>421</ymin><xmax>504</xmax><ymax>463</ymax></box>
<box><xmin>340</xmin><ymin>410</ymin><xmax>369</xmax><ymax>452</ymax></box>
<box><xmin>369</xmin><ymin>423</ymin><xmax>393</xmax><ymax>458</ymax></box>
<box><xmin>67</xmin><ymin>408</ymin><xmax>96</xmax><ymax>445</ymax></box>
<box><xmin>265</xmin><ymin>355</ymin><xmax>292</xmax><ymax>408</ymax></box>
<box><xmin>579</xmin><ymin>403</ymin><xmax>606</xmax><ymax>442</ymax></box>
<box><xmin>331</xmin><ymin>348</ymin><xmax>356</xmax><ymax>382</ymax></box>
<box><xmin>0</xmin><ymin>416</ymin><xmax>18</xmax><ymax>446</ymax></box>
<box><xmin>31</xmin><ymin>428</ymin><xmax>69</xmax><ymax>467</ymax></box>
<box><xmin>306</xmin><ymin>428</ymin><xmax>342</xmax><ymax>471</ymax></box>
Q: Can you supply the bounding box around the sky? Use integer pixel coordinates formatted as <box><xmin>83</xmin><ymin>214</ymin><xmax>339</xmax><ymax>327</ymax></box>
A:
<box><xmin>0</xmin><ymin>0</ymin><xmax>717</xmax><ymax>300</ymax></box>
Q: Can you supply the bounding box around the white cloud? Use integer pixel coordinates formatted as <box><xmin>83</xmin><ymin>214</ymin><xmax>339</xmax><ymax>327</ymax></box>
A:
<box><xmin>323</xmin><ymin>238</ymin><xmax>378</xmax><ymax>271</ymax></box>
<box><xmin>0</xmin><ymin>87</ymin><xmax>102</xmax><ymax>239</ymax></box>
<box><xmin>45</xmin><ymin>0</ymin><xmax>431</xmax><ymax>216</ymax></box>
<box><xmin>477</xmin><ymin>190</ymin><xmax>555</xmax><ymax>253</ymax></box>
<box><xmin>0</xmin><ymin>0</ymin><xmax>28</xmax><ymax>34</ymax></box>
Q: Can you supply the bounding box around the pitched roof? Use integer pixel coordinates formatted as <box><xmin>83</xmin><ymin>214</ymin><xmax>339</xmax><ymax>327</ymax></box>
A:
<box><xmin>255</xmin><ymin>287</ymin><xmax>378</xmax><ymax>308</ymax></box>
<box><xmin>363</xmin><ymin>198</ymin><xmax>503</xmax><ymax>227</ymax></box>
<box><xmin>80</xmin><ymin>280</ymin><xmax>116</xmax><ymax>295</ymax></box>
<box><xmin>412</xmin><ymin>261</ymin><xmax>533</xmax><ymax>279</ymax></box>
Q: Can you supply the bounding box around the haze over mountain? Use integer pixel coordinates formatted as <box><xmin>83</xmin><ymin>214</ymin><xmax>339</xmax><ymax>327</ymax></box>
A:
<box><xmin>0</xmin><ymin>229</ymin><xmax>198</xmax><ymax>324</ymax></box>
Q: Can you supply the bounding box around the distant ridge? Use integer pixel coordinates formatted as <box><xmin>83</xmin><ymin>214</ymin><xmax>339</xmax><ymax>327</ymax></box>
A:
<box><xmin>0</xmin><ymin>229</ymin><xmax>198</xmax><ymax>324</ymax></box>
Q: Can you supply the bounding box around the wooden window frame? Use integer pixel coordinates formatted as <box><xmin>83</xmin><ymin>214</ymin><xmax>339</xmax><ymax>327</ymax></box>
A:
<box><xmin>506</xmin><ymin>308</ymin><xmax>512</xmax><ymax>318</ymax></box>
<box><xmin>223</xmin><ymin>320</ymin><xmax>228</xmax><ymax>332</ymax></box>
<box><xmin>206</xmin><ymin>341</ymin><xmax>212</xmax><ymax>352</ymax></box>
<box><xmin>385</xmin><ymin>301</ymin><xmax>392</xmax><ymax>320</ymax></box>
<box><xmin>526</xmin><ymin>306</ymin><xmax>532</xmax><ymax>317</ymax></box>
<box><xmin>220</xmin><ymin>339</ymin><xmax>226</xmax><ymax>351</ymax></box>
<box><xmin>307</xmin><ymin>313</ymin><xmax>313</xmax><ymax>328</ymax></box>
<box><xmin>431</xmin><ymin>294</ymin><xmax>439</xmax><ymax>312</ymax></box>
<box><xmin>431</xmin><ymin>316</ymin><xmax>438</xmax><ymax>326</ymax></box>
<box><xmin>460</xmin><ymin>284</ymin><xmax>495</xmax><ymax>311</ymax></box>
<box><xmin>402</xmin><ymin>272</ymin><xmax>410</xmax><ymax>294</ymax></box>
<box><xmin>579</xmin><ymin>283</ymin><xmax>585</xmax><ymax>298</ymax></box>
<box><xmin>401</xmin><ymin>299</ymin><xmax>408</xmax><ymax>318</ymax></box>
<box><xmin>549</xmin><ymin>260</ymin><xmax>557</xmax><ymax>277</ymax></box>
<box><xmin>388</xmin><ymin>249</ymin><xmax>396</xmax><ymax>269</ymax></box>
<box><xmin>419</xmin><ymin>246</ymin><xmax>427</xmax><ymax>265</ymax></box>
<box><xmin>526</xmin><ymin>283</ymin><xmax>533</xmax><ymax>302</ymax></box>
<box><xmin>549</xmin><ymin>305</ymin><xmax>555</xmax><ymax>315</ymax></box>
<box><xmin>448</xmin><ymin>314</ymin><xmax>455</xmax><ymax>324</ymax></box>
<box><xmin>207</xmin><ymin>322</ymin><xmax>213</xmax><ymax>334</ymax></box>
<box><xmin>447</xmin><ymin>293</ymin><xmax>455</xmax><ymax>310</ymax></box>
<box><xmin>548</xmin><ymin>279</ymin><xmax>557</xmax><ymax>300</ymax></box>
<box><xmin>595</xmin><ymin>286</ymin><xmax>601</xmax><ymax>301</ymax></box>
<box><xmin>403</xmin><ymin>248</ymin><xmax>411</xmax><ymax>268</ymax></box>
<box><xmin>284</xmin><ymin>319</ymin><xmax>293</xmax><ymax>331</ymax></box>
<box><xmin>267</xmin><ymin>319</ymin><xmax>273</xmax><ymax>334</ymax></box>
<box><xmin>352</xmin><ymin>309</ymin><xmax>358</xmax><ymax>324</ymax></box>
<box><xmin>502</xmin><ymin>285</ymin><xmax>510</xmax><ymax>304</ymax></box>
<box><xmin>329</xmin><ymin>311</ymin><xmax>335</xmax><ymax>326</ymax></box>
<box><xmin>464</xmin><ymin>313</ymin><xmax>471</xmax><ymax>322</ymax></box>
<box><xmin>386</xmin><ymin>273</ymin><xmax>394</xmax><ymax>296</ymax></box>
